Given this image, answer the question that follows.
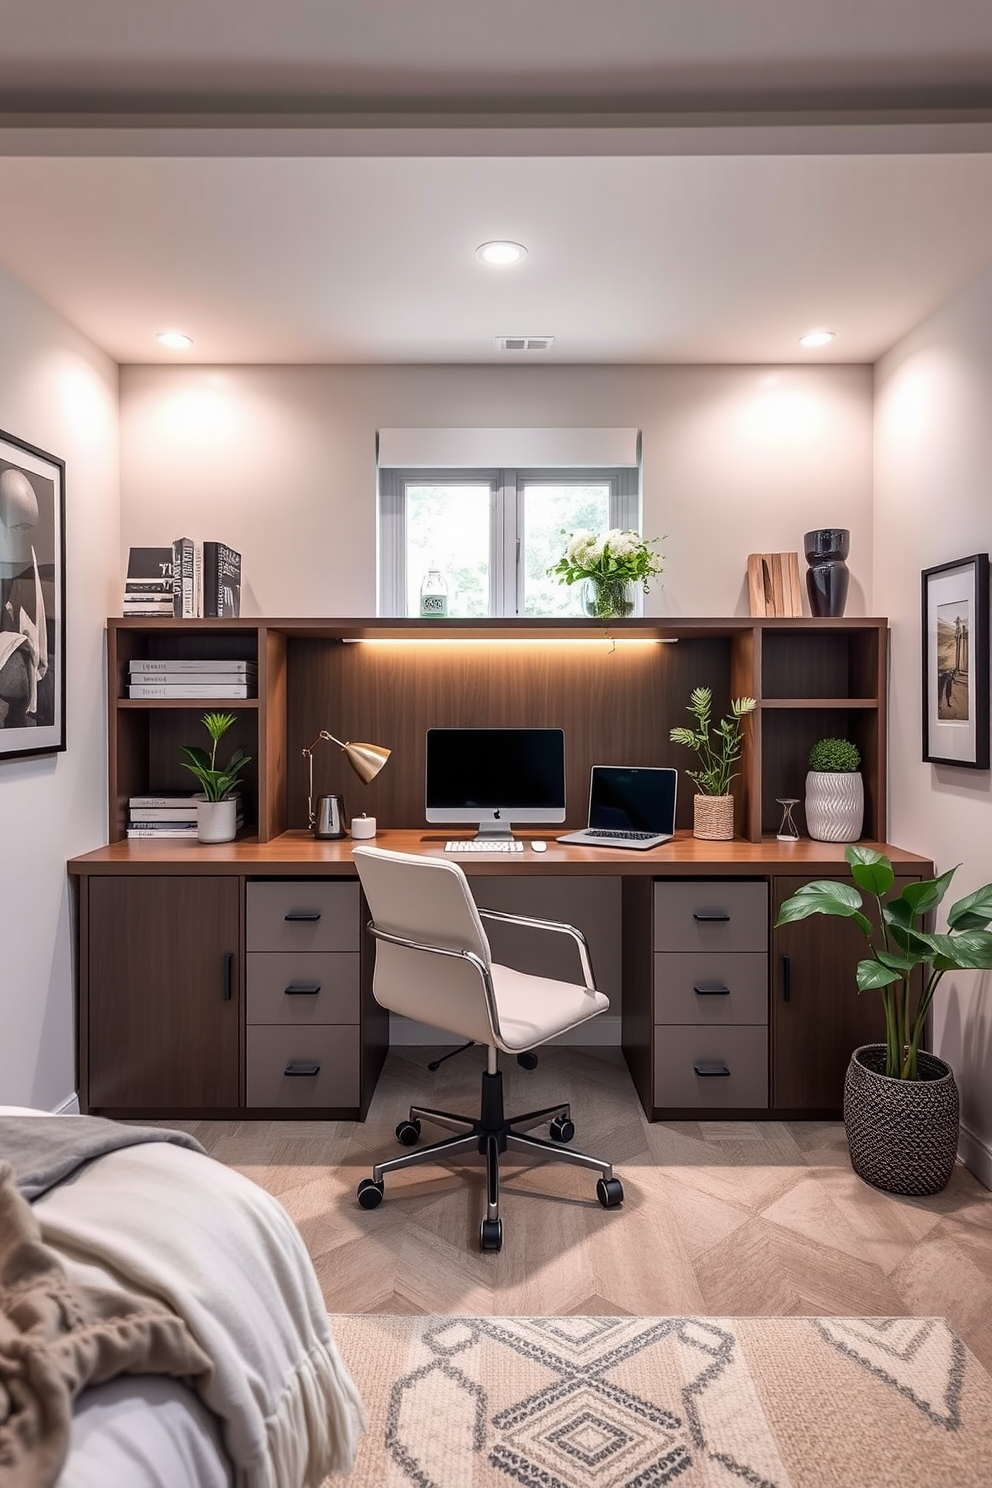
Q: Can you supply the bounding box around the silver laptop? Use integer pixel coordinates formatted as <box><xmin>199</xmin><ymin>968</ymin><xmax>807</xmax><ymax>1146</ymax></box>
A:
<box><xmin>557</xmin><ymin>765</ymin><xmax>677</xmax><ymax>850</ymax></box>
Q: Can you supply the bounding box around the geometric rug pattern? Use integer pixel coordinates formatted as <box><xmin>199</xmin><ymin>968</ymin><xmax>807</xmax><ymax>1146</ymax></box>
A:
<box><xmin>330</xmin><ymin>1312</ymin><xmax>992</xmax><ymax>1488</ymax></box>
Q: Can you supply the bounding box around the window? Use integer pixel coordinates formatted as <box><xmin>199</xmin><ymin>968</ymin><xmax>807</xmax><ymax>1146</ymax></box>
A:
<box><xmin>379</xmin><ymin>467</ymin><xmax>639</xmax><ymax>617</ymax></box>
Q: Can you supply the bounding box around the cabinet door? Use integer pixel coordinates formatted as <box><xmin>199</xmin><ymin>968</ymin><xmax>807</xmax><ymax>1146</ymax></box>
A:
<box><xmin>88</xmin><ymin>876</ymin><xmax>240</xmax><ymax>1110</ymax></box>
<box><xmin>770</xmin><ymin>875</ymin><xmax>919</xmax><ymax>1112</ymax></box>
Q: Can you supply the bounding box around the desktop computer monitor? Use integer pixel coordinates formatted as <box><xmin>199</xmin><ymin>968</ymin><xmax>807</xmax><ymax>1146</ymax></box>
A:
<box><xmin>425</xmin><ymin>727</ymin><xmax>566</xmax><ymax>838</ymax></box>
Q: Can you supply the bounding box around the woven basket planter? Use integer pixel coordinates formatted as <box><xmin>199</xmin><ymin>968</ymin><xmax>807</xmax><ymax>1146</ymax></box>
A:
<box><xmin>843</xmin><ymin>1045</ymin><xmax>959</xmax><ymax>1196</ymax></box>
<box><xmin>693</xmin><ymin>794</ymin><xmax>734</xmax><ymax>840</ymax></box>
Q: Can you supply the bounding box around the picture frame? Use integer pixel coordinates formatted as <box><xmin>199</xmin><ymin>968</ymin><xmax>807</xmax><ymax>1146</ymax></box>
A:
<box><xmin>922</xmin><ymin>552</ymin><xmax>989</xmax><ymax>769</ymax></box>
<box><xmin>0</xmin><ymin>428</ymin><xmax>66</xmax><ymax>759</ymax></box>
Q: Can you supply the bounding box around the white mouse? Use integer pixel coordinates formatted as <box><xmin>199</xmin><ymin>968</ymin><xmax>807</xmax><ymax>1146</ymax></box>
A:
<box><xmin>531</xmin><ymin>840</ymin><xmax>548</xmax><ymax>853</ymax></box>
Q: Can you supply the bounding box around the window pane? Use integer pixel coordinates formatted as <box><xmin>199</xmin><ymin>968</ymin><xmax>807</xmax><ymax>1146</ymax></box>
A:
<box><xmin>405</xmin><ymin>484</ymin><xmax>490</xmax><ymax>617</ymax></box>
<box><xmin>523</xmin><ymin>483</ymin><xmax>612</xmax><ymax>616</ymax></box>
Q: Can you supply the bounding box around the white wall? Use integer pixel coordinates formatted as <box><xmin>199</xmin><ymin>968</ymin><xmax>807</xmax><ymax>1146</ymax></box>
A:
<box><xmin>0</xmin><ymin>265</ymin><xmax>119</xmax><ymax>1110</ymax></box>
<box><xmin>120</xmin><ymin>362</ymin><xmax>873</xmax><ymax>618</ymax></box>
<box><xmin>875</xmin><ymin>264</ymin><xmax>992</xmax><ymax>1185</ymax></box>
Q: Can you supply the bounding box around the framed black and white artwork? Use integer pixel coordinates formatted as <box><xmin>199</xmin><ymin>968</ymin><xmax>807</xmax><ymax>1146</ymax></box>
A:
<box><xmin>0</xmin><ymin>428</ymin><xmax>66</xmax><ymax>759</ymax></box>
<box><xmin>922</xmin><ymin>552</ymin><xmax>989</xmax><ymax>769</ymax></box>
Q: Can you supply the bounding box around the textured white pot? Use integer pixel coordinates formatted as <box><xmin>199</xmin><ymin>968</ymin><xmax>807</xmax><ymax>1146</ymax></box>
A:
<box><xmin>196</xmin><ymin>797</ymin><xmax>238</xmax><ymax>844</ymax></box>
<box><xmin>805</xmin><ymin>770</ymin><xmax>864</xmax><ymax>842</ymax></box>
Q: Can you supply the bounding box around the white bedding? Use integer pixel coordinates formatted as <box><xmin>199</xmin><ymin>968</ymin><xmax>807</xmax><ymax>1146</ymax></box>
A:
<box><xmin>64</xmin><ymin>1377</ymin><xmax>233</xmax><ymax>1488</ymax></box>
<box><xmin>1</xmin><ymin>1107</ymin><xmax>364</xmax><ymax>1488</ymax></box>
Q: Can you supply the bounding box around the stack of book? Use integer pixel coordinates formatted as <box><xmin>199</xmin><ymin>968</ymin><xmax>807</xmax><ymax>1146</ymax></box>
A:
<box><xmin>127</xmin><ymin>790</ymin><xmax>244</xmax><ymax>839</ymax></box>
<box><xmin>127</xmin><ymin>658</ymin><xmax>257</xmax><ymax>698</ymax></box>
<box><xmin>123</xmin><ymin>547</ymin><xmax>175</xmax><ymax>618</ymax></box>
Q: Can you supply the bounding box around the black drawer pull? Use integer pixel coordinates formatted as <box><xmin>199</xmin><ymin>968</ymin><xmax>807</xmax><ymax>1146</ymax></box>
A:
<box><xmin>693</xmin><ymin>910</ymin><xmax>730</xmax><ymax>922</ymax></box>
<box><xmin>782</xmin><ymin>953</ymin><xmax>792</xmax><ymax>1002</ymax></box>
<box><xmin>284</xmin><ymin>910</ymin><xmax>321</xmax><ymax>922</ymax></box>
<box><xmin>284</xmin><ymin>983</ymin><xmax>321</xmax><ymax>996</ymax></box>
<box><xmin>222</xmin><ymin>952</ymin><xmax>233</xmax><ymax>1002</ymax></box>
<box><xmin>693</xmin><ymin>982</ymin><xmax>730</xmax><ymax>996</ymax></box>
<box><xmin>694</xmin><ymin>1061</ymin><xmax>731</xmax><ymax>1077</ymax></box>
<box><xmin>284</xmin><ymin>1060</ymin><xmax>321</xmax><ymax>1077</ymax></box>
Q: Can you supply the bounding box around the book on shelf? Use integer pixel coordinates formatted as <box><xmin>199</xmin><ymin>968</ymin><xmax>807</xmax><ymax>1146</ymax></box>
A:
<box><xmin>126</xmin><ymin>806</ymin><xmax>201</xmax><ymax>822</ymax></box>
<box><xmin>172</xmin><ymin>537</ymin><xmax>199</xmax><ymax>618</ymax></box>
<box><xmin>123</xmin><ymin>605</ymin><xmax>175</xmax><ymax>618</ymax></box>
<box><xmin>203</xmin><ymin>542</ymin><xmax>242</xmax><ymax>618</ymax></box>
<box><xmin>127</xmin><ymin>658</ymin><xmax>256</xmax><ymax>674</ymax></box>
<box><xmin>128</xmin><ymin>819</ymin><xmax>198</xmax><ymax>831</ymax></box>
<box><xmin>123</xmin><ymin>547</ymin><xmax>174</xmax><ymax>616</ymax></box>
<box><xmin>128</xmin><ymin>669</ymin><xmax>256</xmax><ymax>685</ymax></box>
<box><xmin>128</xmin><ymin>682</ymin><xmax>254</xmax><ymax>698</ymax></box>
<box><xmin>126</xmin><ymin>826</ymin><xmax>201</xmax><ymax>838</ymax></box>
<box><xmin>128</xmin><ymin>789</ymin><xmax>240</xmax><ymax>808</ymax></box>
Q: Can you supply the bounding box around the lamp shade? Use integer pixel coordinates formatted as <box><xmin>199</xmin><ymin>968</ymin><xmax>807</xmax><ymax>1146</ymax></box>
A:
<box><xmin>342</xmin><ymin>740</ymin><xmax>391</xmax><ymax>784</ymax></box>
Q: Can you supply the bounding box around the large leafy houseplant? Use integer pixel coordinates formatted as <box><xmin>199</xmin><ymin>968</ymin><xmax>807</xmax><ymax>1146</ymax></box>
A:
<box><xmin>180</xmin><ymin>711</ymin><xmax>251</xmax><ymax>802</ymax></box>
<box><xmin>669</xmin><ymin>687</ymin><xmax>757</xmax><ymax>797</ymax></box>
<box><xmin>776</xmin><ymin>845</ymin><xmax>992</xmax><ymax>1080</ymax></box>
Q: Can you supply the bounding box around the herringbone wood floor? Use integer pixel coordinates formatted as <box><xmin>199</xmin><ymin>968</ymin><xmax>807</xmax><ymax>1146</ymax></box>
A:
<box><xmin>182</xmin><ymin>1047</ymin><xmax>992</xmax><ymax>1373</ymax></box>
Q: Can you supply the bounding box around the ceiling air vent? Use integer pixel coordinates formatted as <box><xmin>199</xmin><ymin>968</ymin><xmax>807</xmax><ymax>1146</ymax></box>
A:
<box><xmin>494</xmin><ymin>336</ymin><xmax>555</xmax><ymax>352</ymax></box>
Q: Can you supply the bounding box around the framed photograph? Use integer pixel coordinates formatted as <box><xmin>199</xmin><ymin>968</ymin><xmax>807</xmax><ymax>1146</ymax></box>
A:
<box><xmin>0</xmin><ymin>429</ymin><xmax>66</xmax><ymax>759</ymax></box>
<box><xmin>922</xmin><ymin>552</ymin><xmax>989</xmax><ymax>769</ymax></box>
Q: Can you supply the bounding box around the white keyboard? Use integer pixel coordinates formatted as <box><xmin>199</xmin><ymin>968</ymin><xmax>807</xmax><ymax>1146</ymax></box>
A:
<box><xmin>444</xmin><ymin>840</ymin><xmax>524</xmax><ymax>853</ymax></box>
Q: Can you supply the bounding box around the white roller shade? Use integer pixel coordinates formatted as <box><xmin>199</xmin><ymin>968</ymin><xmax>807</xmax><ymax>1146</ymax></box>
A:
<box><xmin>376</xmin><ymin>427</ymin><xmax>640</xmax><ymax>469</ymax></box>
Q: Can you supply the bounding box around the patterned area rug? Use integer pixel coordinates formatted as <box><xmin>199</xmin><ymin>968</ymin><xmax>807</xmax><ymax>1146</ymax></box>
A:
<box><xmin>329</xmin><ymin>1313</ymin><xmax>992</xmax><ymax>1488</ymax></box>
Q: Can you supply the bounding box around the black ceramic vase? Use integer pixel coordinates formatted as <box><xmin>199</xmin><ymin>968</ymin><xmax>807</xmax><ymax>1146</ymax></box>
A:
<box><xmin>804</xmin><ymin>528</ymin><xmax>850</xmax><ymax>617</ymax></box>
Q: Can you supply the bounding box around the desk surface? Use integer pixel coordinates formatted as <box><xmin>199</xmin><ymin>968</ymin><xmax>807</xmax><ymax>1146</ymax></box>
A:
<box><xmin>68</xmin><ymin>829</ymin><xmax>934</xmax><ymax>877</ymax></box>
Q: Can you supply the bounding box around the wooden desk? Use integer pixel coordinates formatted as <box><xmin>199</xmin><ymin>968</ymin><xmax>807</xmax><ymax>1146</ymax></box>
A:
<box><xmin>69</xmin><ymin>830</ymin><xmax>933</xmax><ymax>1124</ymax></box>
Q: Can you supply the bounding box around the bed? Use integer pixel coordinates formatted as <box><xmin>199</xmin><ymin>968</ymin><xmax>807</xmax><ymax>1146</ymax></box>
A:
<box><xmin>0</xmin><ymin>1106</ymin><xmax>364</xmax><ymax>1488</ymax></box>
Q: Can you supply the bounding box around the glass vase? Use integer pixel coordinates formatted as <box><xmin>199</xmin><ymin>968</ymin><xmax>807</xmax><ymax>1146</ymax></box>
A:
<box><xmin>581</xmin><ymin>576</ymin><xmax>635</xmax><ymax>620</ymax></box>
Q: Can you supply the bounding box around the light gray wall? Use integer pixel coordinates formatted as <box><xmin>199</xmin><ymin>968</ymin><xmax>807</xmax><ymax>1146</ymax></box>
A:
<box><xmin>874</xmin><ymin>265</ymin><xmax>992</xmax><ymax>1187</ymax></box>
<box><xmin>120</xmin><ymin>362</ymin><xmax>874</xmax><ymax>618</ymax></box>
<box><xmin>0</xmin><ymin>265</ymin><xmax>119</xmax><ymax>1110</ymax></box>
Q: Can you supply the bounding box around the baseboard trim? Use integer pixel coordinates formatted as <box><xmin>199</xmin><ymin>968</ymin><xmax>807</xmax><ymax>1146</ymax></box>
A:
<box><xmin>389</xmin><ymin>1014</ymin><xmax>622</xmax><ymax>1048</ymax></box>
<box><xmin>53</xmin><ymin>1092</ymin><xmax>80</xmax><ymax>1116</ymax></box>
<box><xmin>958</xmin><ymin>1120</ymin><xmax>992</xmax><ymax>1192</ymax></box>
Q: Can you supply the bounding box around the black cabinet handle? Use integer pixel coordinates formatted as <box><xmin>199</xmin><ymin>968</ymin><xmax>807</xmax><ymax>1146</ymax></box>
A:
<box><xmin>693</xmin><ymin>982</ymin><xmax>730</xmax><ymax>996</ymax></box>
<box><xmin>284</xmin><ymin>1060</ymin><xmax>321</xmax><ymax>1077</ymax></box>
<box><xmin>782</xmin><ymin>953</ymin><xmax>792</xmax><ymax>1002</ymax></box>
<box><xmin>694</xmin><ymin>1061</ymin><xmax>731</xmax><ymax>1077</ymax></box>
<box><xmin>284</xmin><ymin>910</ymin><xmax>321</xmax><ymax>922</ymax></box>
<box><xmin>693</xmin><ymin>910</ymin><xmax>730</xmax><ymax>922</ymax></box>
<box><xmin>284</xmin><ymin>983</ymin><xmax>321</xmax><ymax>996</ymax></box>
<box><xmin>222</xmin><ymin>952</ymin><xmax>233</xmax><ymax>1002</ymax></box>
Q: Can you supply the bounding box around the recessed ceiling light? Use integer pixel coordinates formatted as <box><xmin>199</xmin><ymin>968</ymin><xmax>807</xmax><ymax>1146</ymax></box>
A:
<box><xmin>156</xmin><ymin>330</ymin><xmax>194</xmax><ymax>350</ymax></box>
<box><xmin>798</xmin><ymin>329</ymin><xmax>836</xmax><ymax>349</ymax></box>
<box><xmin>476</xmin><ymin>241</ymin><xmax>527</xmax><ymax>267</ymax></box>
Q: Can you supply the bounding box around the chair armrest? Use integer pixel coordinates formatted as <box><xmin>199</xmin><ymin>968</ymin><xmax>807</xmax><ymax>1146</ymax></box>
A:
<box><xmin>366</xmin><ymin>922</ymin><xmax>504</xmax><ymax>1042</ymax></box>
<box><xmin>477</xmin><ymin>907</ymin><xmax>597</xmax><ymax>991</ymax></box>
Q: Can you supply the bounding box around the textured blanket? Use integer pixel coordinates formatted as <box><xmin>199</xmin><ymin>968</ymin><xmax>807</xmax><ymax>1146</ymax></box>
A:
<box><xmin>0</xmin><ymin>1113</ymin><xmax>205</xmax><ymax>1201</ymax></box>
<box><xmin>0</xmin><ymin>1163</ymin><xmax>210</xmax><ymax>1488</ymax></box>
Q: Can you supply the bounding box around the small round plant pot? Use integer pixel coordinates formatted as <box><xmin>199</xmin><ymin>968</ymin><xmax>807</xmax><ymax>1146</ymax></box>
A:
<box><xmin>804</xmin><ymin>769</ymin><xmax>863</xmax><ymax>842</ymax></box>
<box><xmin>196</xmin><ymin>797</ymin><xmax>238</xmax><ymax>844</ymax></box>
<box><xmin>693</xmin><ymin>794</ymin><xmax>734</xmax><ymax>840</ymax></box>
<box><xmin>843</xmin><ymin>1045</ymin><xmax>960</xmax><ymax>1196</ymax></box>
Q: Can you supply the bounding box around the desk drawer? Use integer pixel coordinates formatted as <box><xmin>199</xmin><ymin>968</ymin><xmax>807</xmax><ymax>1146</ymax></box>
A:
<box><xmin>654</xmin><ymin>881</ymin><xmax>767</xmax><ymax>953</ymax></box>
<box><xmin>655</xmin><ymin>953</ymin><xmax>767</xmax><ymax>1026</ymax></box>
<box><xmin>247</xmin><ymin>880</ymin><xmax>359</xmax><ymax>952</ymax></box>
<box><xmin>654</xmin><ymin>1025</ymin><xmax>768</xmax><ymax>1108</ymax></box>
<box><xmin>247</xmin><ymin>952</ymin><xmax>360</xmax><ymax>1025</ymax></box>
<box><xmin>246</xmin><ymin>1025</ymin><xmax>360</xmax><ymax>1107</ymax></box>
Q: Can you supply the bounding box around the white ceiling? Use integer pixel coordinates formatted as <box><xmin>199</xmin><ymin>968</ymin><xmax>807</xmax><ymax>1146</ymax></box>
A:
<box><xmin>1</xmin><ymin>3</ymin><xmax>992</xmax><ymax>365</ymax></box>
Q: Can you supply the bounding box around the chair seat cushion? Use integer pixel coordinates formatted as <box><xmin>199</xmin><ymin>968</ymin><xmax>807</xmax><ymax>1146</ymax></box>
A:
<box><xmin>489</xmin><ymin>964</ymin><xmax>609</xmax><ymax>1052</ymax></box>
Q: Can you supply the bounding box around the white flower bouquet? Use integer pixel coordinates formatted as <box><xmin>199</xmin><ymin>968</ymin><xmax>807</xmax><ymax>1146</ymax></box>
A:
<box><xmin>548</xmin><ymin>528</ymin><xmax>664</xmax><ymax>618</ymax></box>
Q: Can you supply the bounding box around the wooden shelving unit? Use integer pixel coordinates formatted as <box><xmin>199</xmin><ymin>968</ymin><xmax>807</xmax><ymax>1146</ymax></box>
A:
<box><xmin>106</xmin><ymin>616</ymin><xmax>889</xmax><ymax>845</ymax></box>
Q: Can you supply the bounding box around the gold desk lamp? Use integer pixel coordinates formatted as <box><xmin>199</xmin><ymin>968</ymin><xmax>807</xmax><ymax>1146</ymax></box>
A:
<box><xmin>302</xmin><ymin>731</ymin><xmax>390</xmax><ymax>838</ymax></box>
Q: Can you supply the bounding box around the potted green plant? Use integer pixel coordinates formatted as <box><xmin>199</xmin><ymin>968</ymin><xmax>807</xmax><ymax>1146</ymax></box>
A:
<box><xmin>547</xmin><ymin>528</ymin><xmax>664</xmax><ymax>619</ymax></box>
<box><xmin>776</xmin><ymin>845</ymin><xmax>992</xmax><ymax>1195</ymax></box>
<box><xmin>180</xmin><ymin>711</ymin><xmax>251</xmax><ymax>844</ymax></box>
<box><xmin>669</xmin><ymin>687</ymin><xmax>756</xmax><ymax>840</ymax></box>
<box><xmin>805</xmin><ymin>737</ymin><xmax>863</xmax><ymax>842</ymax></box>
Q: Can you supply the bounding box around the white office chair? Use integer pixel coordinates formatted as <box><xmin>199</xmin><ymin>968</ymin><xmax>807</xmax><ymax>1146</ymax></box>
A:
<box><xmin>352</xmin><ymin>845</ymin><xmax>624</xmax><ymax>1252</ymax></box>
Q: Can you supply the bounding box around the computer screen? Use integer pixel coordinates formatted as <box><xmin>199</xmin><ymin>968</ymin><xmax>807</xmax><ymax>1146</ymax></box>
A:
<box><xmin>425</xmin><ymin>727</ymin><xmax>566</xmax><ymax>836</ymax></box>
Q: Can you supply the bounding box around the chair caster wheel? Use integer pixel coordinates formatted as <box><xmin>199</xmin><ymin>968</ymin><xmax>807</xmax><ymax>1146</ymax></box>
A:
<box><xmin>516</xmin><ymin>1051</ymin><xmax>539</xmax><ymax>1071</ymax></box>
<box><xmin>596</xmin><ymin>1177</ymin><xmax>624</xmax><ymax>1209</ymax></box>
<box><xmin>549</xmin><ymin>1116</ymin><xmax>575</xmax><ymax>1143</ymax></box>
<box><xmin>396</xmin><ymin>1119</ymin><xmax>421</xmax><ymax>1146</ymax></box>
<box><xmin>357</xmin><ymin>1178</ymin><xmax>384</xmax><ymax>1210</ymax></box>
<box><xmin>480</xmin><ymin>1218</ymin><xmax>503</xmax><ymax>1252</ymax></box>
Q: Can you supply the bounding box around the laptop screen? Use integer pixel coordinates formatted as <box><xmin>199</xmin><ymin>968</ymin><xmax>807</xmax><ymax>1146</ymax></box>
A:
<box><xmin>587</xmin><ymin>766</ymin><xmax>677</xmax><ymax>833</ymax></box>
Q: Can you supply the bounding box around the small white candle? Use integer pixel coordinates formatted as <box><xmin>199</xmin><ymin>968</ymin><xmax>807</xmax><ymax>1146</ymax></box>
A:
<box><xmin>351</xmin><ymin>815</ymin><xmax>377</xmax><ymax>839</ymax></box>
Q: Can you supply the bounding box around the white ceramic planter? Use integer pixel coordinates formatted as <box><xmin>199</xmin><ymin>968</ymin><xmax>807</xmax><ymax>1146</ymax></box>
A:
<box><xmin>196</xmin><ymin>796</ymin><xmax>238</xmax><ymax>844</ymax></box>
<box><xmin>804</xmin><ymin>770</ymin><xmax>864</xmax><ymax>842</ymax></box>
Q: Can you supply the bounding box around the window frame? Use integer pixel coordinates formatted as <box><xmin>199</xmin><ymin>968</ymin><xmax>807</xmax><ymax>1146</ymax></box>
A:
<box><xmin>379</xmin><ymin>465</ymin><xmax>639</xmax><ymax>618</ymax></box>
